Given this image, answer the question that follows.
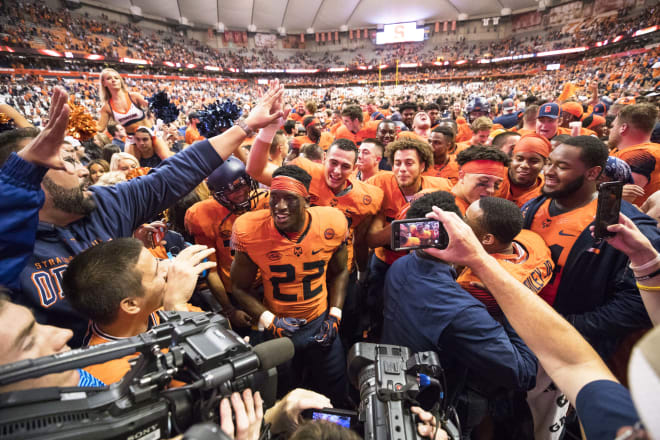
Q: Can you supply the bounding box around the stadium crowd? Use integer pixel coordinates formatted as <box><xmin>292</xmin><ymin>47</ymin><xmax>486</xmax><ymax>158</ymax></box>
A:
<box><xmin>2</xmin><ymin>0</ymin><xmax>660</xmax><ymax>439</ymax></box>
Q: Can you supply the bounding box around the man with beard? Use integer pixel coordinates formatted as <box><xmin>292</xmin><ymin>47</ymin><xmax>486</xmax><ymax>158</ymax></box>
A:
<box><xmin>398</xmin><ymin>102</ymin><xmax>417</xmax><ymax>130</ymax></box>
<box><xmin>291</xmin><ymin>116</ymin><xmax>334</xmax><ymax>151</ymax></box>
<box><xmin>497</xmin><ymin>134</ymin><xmax>550</xmax><ymax>207</ymax></box>
<box><xmin>521</xmin><ymin>136</ymin><xmax>658</xmax><ymax>357</ymax></box>
<box><xmin>2</xmin><ymin>83</ymin><xmax>286</xmax><ymax>347</ymax></box>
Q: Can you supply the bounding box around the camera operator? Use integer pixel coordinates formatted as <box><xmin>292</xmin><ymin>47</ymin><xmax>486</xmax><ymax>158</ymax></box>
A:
<box><xmin>381</xmin><ymin>190</ymin><xmax>537</xmax><ymax>438</ymax></box>
<box><xmin>423</xmin><ymin>206</ymin><xmax>660</xmax><ymax>439</ymax></box>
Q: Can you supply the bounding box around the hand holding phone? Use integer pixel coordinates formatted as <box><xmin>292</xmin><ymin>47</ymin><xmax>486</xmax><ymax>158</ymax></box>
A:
<box><xmin>391</xmin><ymin>218</ymin><xmax>449</xmax><ymax>252</ymax></box>
<box><xmin>594</xmin><ymin>181</ymin><xmax>623</xmax><ymax>240</ymax></box>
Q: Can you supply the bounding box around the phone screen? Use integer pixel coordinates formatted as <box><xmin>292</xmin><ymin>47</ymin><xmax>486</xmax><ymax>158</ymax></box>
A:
<box><xmin>391</xmin><ymin>218</ymin><xmax>448</xmax><ymax>251</ymax></box>
<box><xmin>594</xmin><ymin>181</ymin><xmax>623</xmax><ymax>239</ymax></box>
<box><xmin>310</xmin><ymin>411</ymin><xmax>352</xmax><ymax>428</ymax></box>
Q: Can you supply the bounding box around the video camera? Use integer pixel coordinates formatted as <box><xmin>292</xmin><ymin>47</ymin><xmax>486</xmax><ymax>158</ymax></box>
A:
<box><xmin>347</xmin><ymin>343</ymin><xmax>460</xmax><ymax>440</ymax></box>
<box><xmin>0</xmin><ymin>311</ymin><xmax>293</xmax><ymax>439</ymax></box>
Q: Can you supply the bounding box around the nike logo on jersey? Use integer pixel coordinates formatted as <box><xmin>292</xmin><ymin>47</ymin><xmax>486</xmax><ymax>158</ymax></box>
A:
<box><xmin>558</xmin><ymin>230</ymin><xmax>576</xmax><ymax>237</ymax></box>
<box><xmin>312</xmin><ymin>248</ymin><xmax>322</xmax><ymax>255</ymax></box>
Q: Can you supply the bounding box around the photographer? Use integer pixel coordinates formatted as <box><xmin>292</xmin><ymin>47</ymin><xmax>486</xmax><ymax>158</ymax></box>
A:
<box><xmin>382</xmin><ymin>190</ymin><xmax>537</xmax><ymax>437</ymax></box>
<box><xmin>423</xmin><ymin>206</ymin><xmax>660</xmax><ymax>439</ymax></box>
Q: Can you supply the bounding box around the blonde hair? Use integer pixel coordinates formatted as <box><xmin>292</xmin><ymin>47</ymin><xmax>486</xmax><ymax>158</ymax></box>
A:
<box><xmin>99</xmin><ymin>68</ymin><xmax>129</xmax><ymax>104</ymax></box>
<box><xmin>109</xmin><ymin>152</ymin><xmax>139</xmax><ymax>171</ymax></box>
<box><xmin>94</xmin><ymin>171</ymin><xmax>127</xmax><ymax>186</ymax></box>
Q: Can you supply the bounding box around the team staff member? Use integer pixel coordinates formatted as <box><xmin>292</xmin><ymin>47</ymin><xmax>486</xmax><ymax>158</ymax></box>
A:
<box><xmin>291</xmin><ymin>116</ymin><xmax>334</xmax><ymax>151</ymax></box>
<box><xmin>458</xmin><ymin>197</ymin><xmax>554</xmax><ymax>317</ymax></box>
<box><xmin>497</xmin><ymin>134</ymin><xmax>550</xmax><ymax>207</ymax></box>
<box><xmin>230</xmin><ymin>165</ymin><xmax>349</xmax><ymax>405</ymax></box>
<box><xmin>185</xmin><ymin>157</ymin><xmax>269</xmax><ymax>329</ymax></box>
<box><xmin>450</xmin><ymin>146</ymin><xmax>509</xmax><ymax>214</ymax></box>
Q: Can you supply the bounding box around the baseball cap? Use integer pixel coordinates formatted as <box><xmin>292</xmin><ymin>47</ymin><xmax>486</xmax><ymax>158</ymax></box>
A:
<box><xmin>592</xmin><ymin>103</ymin><xmax>607</xmax><ymax>116</ymax></box>
<box><xmin>188</xmin><ymin>111</ymin><xmax>201</xmax><ymax>120</ymax></box>
<box><xmin>537</xmin><ymin>103</ymin><xmax>560</xmax><ymax>119</ymax></box>
<box><xmin>502</xmin><ymin>98</ymin><xmax>515</xmax><ymax>112</ymax></box>
<box><xmin>561</xmin><ymin>102</ymin><xmax>583</xmax><ymax>119</ymax></box>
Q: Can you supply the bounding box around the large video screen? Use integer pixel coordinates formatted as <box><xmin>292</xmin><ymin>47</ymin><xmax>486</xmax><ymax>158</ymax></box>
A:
<box><xmin>376</xmin><ymin>22</ymin><xmax>425</xmax><ymax>45</ymax></box>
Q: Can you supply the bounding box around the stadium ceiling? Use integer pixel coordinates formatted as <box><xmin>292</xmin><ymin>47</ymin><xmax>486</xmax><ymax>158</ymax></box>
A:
<box><xmin>104</xmin><ymin>0</ymin><xmax>542</xmax><ymax>33</ymax></box>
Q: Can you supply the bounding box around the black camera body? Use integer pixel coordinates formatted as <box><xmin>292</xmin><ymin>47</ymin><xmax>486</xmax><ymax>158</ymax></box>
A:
<box><xmin>347</xmin><ymin>343</ymin><xmax>460</xmax><ymax>440</ymax></box>
<box><xmin>0</xmin><ymin>311</ymin><xmax>291</xmax><ymax>439</ymax></box>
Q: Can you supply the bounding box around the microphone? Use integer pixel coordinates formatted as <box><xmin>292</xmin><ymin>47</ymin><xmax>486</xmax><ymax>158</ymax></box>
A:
<box><xmin>201</xmin><ymin>338</ymin><xmax>294</xmax><ymax>390</ymax></box>
<box><xmin>253</xmin><ymin>337</ymin><xmax>294</xmax><ymax>371</ymax></box>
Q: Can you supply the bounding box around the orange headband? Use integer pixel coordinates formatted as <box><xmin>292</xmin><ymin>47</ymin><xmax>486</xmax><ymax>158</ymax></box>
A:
<box><xmin>270</xmin><ymin>175</ymin><xmax>309</xmax><ymax>197</ymax></box>
<box><xmin>513</xmin><ymin>134</ymin><xmax>551</xmax><ymax>158</ymax></box>
<box><xmin>462</xmin><ymin>160</ymin><xmax>506</xmax><ymax>178</ymax></box>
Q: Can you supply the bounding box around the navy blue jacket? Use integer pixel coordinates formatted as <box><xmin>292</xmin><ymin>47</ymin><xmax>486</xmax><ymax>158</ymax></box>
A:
<box><xmin>0</xmin><ymin>153</ymin><xmax>47</xmax><ymax>290</ymax></box>
<box><xmin>522</xmin><ymin>196</ymin><xmax>656</xmax><ymax>357</ymax></box>
<box><xmin>493</xmin><ymin>113</ymin><xmax>519</xmax><ymax>129</ymax></box>
<box><xmin>10</xmin><ymin>140</ymin><xmax>224</xmax><ymax>347</ymax></box>
<box><xmin>382</xmin><ymin>251</ymin><xmax>538</xmax><ymax>393</ymax></box>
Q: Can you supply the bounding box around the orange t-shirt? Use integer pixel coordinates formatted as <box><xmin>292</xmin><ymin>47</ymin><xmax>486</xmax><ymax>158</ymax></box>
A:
<box><xmin>528</xmin><ymin>198</ymin><xmax>597</xmax><ymax>305</ymax></box>
<box><xmin>457</xmin><ymin>230</ymin><xmax>554</xmax><ymax>316</ymax></box>
<box><xmin>291</xmin><ymin>132</ymin><xmax>335</xmax><ymax>151</ymax></box>
<box><xmin>423</xmin><ymin>158</ymin><xmax>459</xmax><ymax>184</ymax></box>
<box><xmin>291</xmin><ymin>156</ymin><xmax>384</xmax><ymax>272</ymax></box>
<box><xmin>335</xmin><ymin>120</ymin><xmax>380</xmax><ymax>145</ymax></box>
<box><xmin>185</xmin><ymin>192</ymin><xmax>270</xmax><ymax>292</ymax></box>
<box><xmin>185</xmin><ymin>126</ymin><xmax>205</xmax><ymax>144</ymax></box>
<box><xmin>231</xmin><ymin>207</ymin><xmax>348</xmax><ymax>321</ymax></box>
<box><xmin>366</xmin><ymin>172</ymin><xmax>452</xmax><ymax>264</ymax></box>
<box><xmin>613</xmin><ymin>142</ymin><xmax>660</xmax><ymax>205</ymax></box>
<box><xmin>396</xmin><ymin>131</ymin><xmax>427</xmax><ymax>142</ymax></box>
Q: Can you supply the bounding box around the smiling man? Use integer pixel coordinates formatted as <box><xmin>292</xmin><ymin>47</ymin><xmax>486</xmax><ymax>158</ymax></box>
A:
<box><xmin>536</xmin><ymin>103</ymin><xmax>570</xmax><ymax>140</ymax></box>
<box><xmin>497</xmin><ymin>134</ymin><xmax>550</xmax><ymax>207</ymax></box>
<box><xmin>230</xmin><ymin>165</ymin><xmax>349</xmax><ymax>405</ymax></box>
<box><xmin>451</xmin><ymin>145</ymin><xmax>510</xmax><ymax>214</ymax></box>
<box><xmin>521</xmin><ymin>136</ymin><xmax>657</xmax><ymax>359</ymax></box>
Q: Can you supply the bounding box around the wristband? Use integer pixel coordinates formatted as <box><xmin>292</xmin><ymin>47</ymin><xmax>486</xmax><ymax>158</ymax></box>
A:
<box><xmin>636</xmin><ymin>282</ymin><xmax>660</xmax><ymax>291</ymax></box>
<box><xmin>255</xmin><ymin>120</ymin><xmax>280</xmax><ymax>144</ymax></box>
<box><xmin>259</xmin><ymin>310</ymin><xmax>275</xmax><ymax>330</ymax></box>
<box><xmin>629</xmin><ymin>253</ymin><xmax>660</xmax><ymax>272</ymax></box>
<box><xmin>635</xmin><ymin>266</ymin><xmax>660</xmax><ymax>281</ymax></box>
<box><xmin>329</xmin><ymin>307</ymin><xmax>342</xmax><ymax>320</ymax></box>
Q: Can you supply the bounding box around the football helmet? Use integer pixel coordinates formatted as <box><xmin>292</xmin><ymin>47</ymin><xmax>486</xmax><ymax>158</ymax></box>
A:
<box><xmin>207</xmin><ymin>156</ymin><xmax>261</xmax><ymax>213</ymax></box>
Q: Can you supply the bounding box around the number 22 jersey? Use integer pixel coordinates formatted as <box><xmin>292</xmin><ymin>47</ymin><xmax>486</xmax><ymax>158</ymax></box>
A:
<box><xmin>231</xmin><ymin>206</ymin><xmax>348</xmax><ymax>321</ymax></box>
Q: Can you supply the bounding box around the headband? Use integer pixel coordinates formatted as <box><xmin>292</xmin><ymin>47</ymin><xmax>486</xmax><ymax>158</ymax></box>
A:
<box><xmin>513</xmin><ymin>134</ymin><xmax>551</xmax><ymax>158</ymax></box>
<box><xmin>461</xmin><ymin>160</ymin><xmax>506</xmax><ymax>178</ymax></box>
<box><xmin>270</xmin><ymin>175</ymin><xmax>309</xmax><ymax>198</ymax></box>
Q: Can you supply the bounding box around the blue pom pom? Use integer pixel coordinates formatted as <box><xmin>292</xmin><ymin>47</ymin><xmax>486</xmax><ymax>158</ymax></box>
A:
<box><xmin>197</xmin><ymin>100</ymin><xmax>243</xmax><ymax>139</ymax></box>
<box><xmin>147</xmin><ymin>91</ymin><xmax>180</xmax><ymax>124</ymax></box>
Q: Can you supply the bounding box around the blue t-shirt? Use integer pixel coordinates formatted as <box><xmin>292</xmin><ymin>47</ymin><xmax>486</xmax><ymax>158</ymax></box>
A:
<box><xmin>575</xmin><ymin>380</ymin><xmax>638</xmax><ymax>439</ymax></box>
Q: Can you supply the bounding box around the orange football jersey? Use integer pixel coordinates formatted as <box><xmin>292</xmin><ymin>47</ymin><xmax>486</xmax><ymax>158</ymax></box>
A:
<box><xmin>83</xmin><ymin>305</ymin><xmax>202</xmax><ymax>384</ymax></box>
<box><xmin>231</xmin><ymin>206</ymin><xmax>348</xmax><ymax>321</ymax></box>
<box><xmin>367</xmin><ymin>171</ymin><xmax>452</xmax><ymax>264</ymax></box>
<box><xmin>528</xmin><ymin>198</ymin><xmax>597</xmax><ymax>305</ymax></box>
<box><xmin>457</xmin><ymin>229</ymin><xmax>554</xmax><ymax>316</ymax></box>
<box><xmin>613</xmin><ymin>142</ymin><xmax>660</xmax><ymax>205</ymax></box>
<box><xmin>291</xmin><ymin>156</ymin><xmax>384</xmax><ymax>272</ymax></box>
<box><xmin>185</xmin><ymin>191</ymin><xmax>269</xmax><ymax>292</ymax></box>
<box><xmin>423</xmin><ymin>158</ymin><xmax>460</xmax><ymax>184</ymax></box>
<box><xmin>334</xmin><ymin>120</ymin><xmax>380</xmax><ymax>145</ymax></box>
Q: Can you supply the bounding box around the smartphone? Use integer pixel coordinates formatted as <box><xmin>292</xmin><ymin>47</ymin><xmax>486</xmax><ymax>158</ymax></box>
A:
<box><xmin>301</xmin><ymin>408</ymin><xmax>359</xmax><ymax>430</ymax></box>
<box><xmin>594</xmin><ymin>181</ymin><xmax>623</xmax><ymax>240</ymax></box>
<box><xmin>391</xmin><ymin>218</ymin><xmax>449</xmax><ymax>252</ymax></box>
<box><xmin>150</xmin><ymin>224</ymin><xmax>167</xmax><ymax>248</ymax></box>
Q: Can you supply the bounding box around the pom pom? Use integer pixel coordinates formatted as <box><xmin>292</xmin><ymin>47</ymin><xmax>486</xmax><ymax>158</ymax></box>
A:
<box><xmin>147</xmin><ymin>91</ymin><xmax>179</xmax><ymax>124</ymax></box>
<box><xmin>0</xmin><ymin>113</ymin><xmax>16</xmax><ymax>133</ymax></box>
<box><xmin>66</xmin><ymin>98</ymin><xmax>97</xmax><ymax>141</ymax></box>
<box><xmin>197</xmin><ymin>99</ymin><xmax>243</xmax><ymax>139</ymax></box>
<box><xmin>126</xmin><ymin>167</ymin><xmax>150</xmax><ymax>180</ymax></box>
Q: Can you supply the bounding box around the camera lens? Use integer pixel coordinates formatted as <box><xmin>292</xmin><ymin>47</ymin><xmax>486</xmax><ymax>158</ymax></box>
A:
<box><xmin>358</xmin><ymin>364</ymin><xmax>377</xmax><ymax>402</ymax></box>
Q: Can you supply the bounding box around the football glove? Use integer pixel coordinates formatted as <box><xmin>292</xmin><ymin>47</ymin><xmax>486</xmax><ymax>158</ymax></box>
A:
<box><xmin>267</xmin><ymin>316</ymin><xmax>307</xmax><ymax>338</ymax></box>
<box><xmin>314</xmin><ymin>313</ymin><xmax>341</xmax><ymax>347</ymax></box>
